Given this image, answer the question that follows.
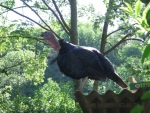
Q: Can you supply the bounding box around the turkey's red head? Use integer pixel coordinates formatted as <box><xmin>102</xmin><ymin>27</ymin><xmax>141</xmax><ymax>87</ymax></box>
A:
<box><xmin>41</xmin><ymin>31</ymin><xmax>61</xmax><ymax>51</ymax></box>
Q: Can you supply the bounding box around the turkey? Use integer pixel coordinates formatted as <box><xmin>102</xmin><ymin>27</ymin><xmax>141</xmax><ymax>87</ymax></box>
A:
<box><xmin>41</xmin><ymin>31</ymin><xmax>128</xmax><ymax>90</ymax></box>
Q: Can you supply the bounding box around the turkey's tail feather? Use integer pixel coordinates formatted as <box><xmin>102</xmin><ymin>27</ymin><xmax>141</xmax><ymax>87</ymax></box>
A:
<box><xmin>116</xmin><ymin>78</ymin><xmax>128</xmax><ymax>88</ymax></box>
<box><xmin>108</xmin><ymin>73</ymin><xmax>128</xmax><ymax>88</ymax></box>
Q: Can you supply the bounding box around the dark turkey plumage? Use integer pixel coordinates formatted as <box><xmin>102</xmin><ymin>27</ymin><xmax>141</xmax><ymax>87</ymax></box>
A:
<box><xmin>57</xmin><ymin>40</ymin><xmax>127</xmax><ymax>88</ymax></box>
<box><xmin>41</xmin><ymin>31</ymin><xmax>128</xmax><ymax>88</ymax></box>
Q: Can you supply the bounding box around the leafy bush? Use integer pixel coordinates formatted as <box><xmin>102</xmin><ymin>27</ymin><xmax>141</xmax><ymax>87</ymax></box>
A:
<box><xmin>0</xmin><ymin>78</ymin><xmax>81</xmax><ymax>113</ymax></box>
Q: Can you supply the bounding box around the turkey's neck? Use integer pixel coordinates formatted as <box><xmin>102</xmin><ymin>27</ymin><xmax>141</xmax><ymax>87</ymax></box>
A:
<box><xmin>58</xmin><ymin>40</ymin><xmax>76</xmax><ymax>54</ymax></box>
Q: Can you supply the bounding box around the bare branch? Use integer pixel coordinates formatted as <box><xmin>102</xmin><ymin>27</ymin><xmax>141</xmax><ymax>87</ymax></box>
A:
<box><xmin>0</xmin><ymin>5</ymin><xmax>53</xmax><ymax>16</ymax></box>
<box><xmin>124</xmin><ymin>38</ymin><xmax>144</xmax><ymax>42</ymax></box>
<box><xmin>104</xmin><ymin>32</ymin><xmax>133</xmax><ymax>55</ymax></box>
<box><xmin>0</xmin><ymin>35</ymin><xmax>42</xmax><ymax>40</ymax></box>
<box><xmin>41</xmin><ymin>0</ymin><xmax>70</xmax><ymax>35</ymax></box>
<box><xmin>0</xmin><ymin>35</ymin><xmax>64</xmax><ymax>45</ymax></box>
<box><xmin>0</xmin><ymin>3</ymin><xmax>62</xmax><ymax>39</ymax></box>
<box><xmin>0</xmin><ymin>4</ymin><xmax>49</xmax><ymax>30</ymax></box>
<box><xmin>106</xmin><ymin>41</ymin><xmax>113</xmax><ymax>47</ymax></box>
<box><xmin>21</xmin><ymin>0</ymin><xmax>52</xmax><ymax>30</ymax></box>
<box><xmin>107</xmin><ymin>27</ymin><xmax>125</xmax><ymax>37</ymax></box>
<box><xmin>52</xmin><ymin>0</ymin><xmax>70</xmax><ymax>32</ymax></box>
<box><xmin>0</xmin><ymin>6</ymin><xmax>26</xmax><ymax>15</ymax></box>
<box><xmin>0</xmin><ymin>35</ymin><xmax>47</xmax><ymax>45</ymax></box>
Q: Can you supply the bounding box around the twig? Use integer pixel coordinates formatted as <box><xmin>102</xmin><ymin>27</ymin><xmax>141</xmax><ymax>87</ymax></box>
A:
<box><xmin>0</xmin><ymin>4</ymin><xmax>49</xmax><ymax>30</ymax></box>
<box><xmin>0</xmin><ymin>35</ymin><xmax>48</xmax><ymax>45</ymax></box>
<box><xmin>107</xmin><ymin>23</ymin><xmax>138</xmax><ymax>38</ymax></box>
<box><xmin>21</xmin><ymin>0</ymin><xmax>52</xmax><ymax>30</ymax></box>
<box><xmin>106</xmin><ymin>41</ymin><xmax>113</xmax><ymax>47</ymax></box>
<box><xmin>104</xmin><ymin>32</ymin><xmax>134</xmax><ymax>55</ymax></box>
<box><xmin>42</xmin><ymin>0</ymin><xmax>70</xmax><ymax>35</ymax></box>
<box><xmin>0</xmin><ymin>6</ymin><xmax>26</xmax><ymax>15</ymax></box>
<box><xmin>107</xmin><ymin>27</ymin><xmax>125</xmax><ymax>37</ymax></box>
<box><xmin>124</xmin><ymin>38</ymin><xmax>144</xmax><ymax>42</ymax></box>
<box><xmin>52</xmin><ymin>0</ymin><xmax>70</xmax><ymax>32</ymax></box>
<box><xmin>0</xmin><ymin>6</ymin><xmax>52</xmax><ymax>15</ymax></box>
<box><xmin>0</xmin><ymin>35</ymin><xmax>43</xmax><ymax>40</ymax></box>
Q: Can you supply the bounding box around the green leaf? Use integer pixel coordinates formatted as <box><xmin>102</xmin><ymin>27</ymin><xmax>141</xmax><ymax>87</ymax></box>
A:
<box><xmin>120</xmin><ymin>7</ymin><xmax>132</xmax><ymax>14</ymax></box>
<box><xmin>141</xmin><ymin>91</ymin><xmax>150</xmax><ymax>100</ymax></box>
<box><xmin>130</xmin><ymin>104</ymin><xmax>143</xmax><ymax>113</ymax></box>
<box><xmin>142</xmin><ymin>44</ymin><xmax>150</xmax><ymax>63</ymax></box>
<box><xmin>142</xmin><ymin>5</ymin><xmax>149</xmax><ymax>23</ymax></box>
<box><xmin>136</xmin><ymin>17</ymin><xmax>142</xmax><ymax>24</ymax></box>
<box><xmin>135</xmin><ymin>0</ymin><xmax>141</xmax><ymax>17</ymax></box>
<box><xmin>125</xmin><ymin>2</ymin><xmax>133</xmax><ymax>13</ymax></box>
<box><xmin>146</xmin><ymin>9</ymin><xmax>150</xmax><ymax>26</ymax></box>
<box><xmin>34</xmin><ymin>1</ymin><xmax>40</xmax><ymax>8</ymax></box>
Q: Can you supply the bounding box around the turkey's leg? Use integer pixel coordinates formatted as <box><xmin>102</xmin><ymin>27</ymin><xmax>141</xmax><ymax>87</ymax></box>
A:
<box><xmin>74</xmin><ymin>79</ymin><xmax>82</xmax><ymax>91</ymax></box>
<box><xmin>80</xmin><ymin>77</ymin><xmax>88</xmax><ymax>91</ymax></box>
<box><xmin>93</xmin><ymin>80</ymin><xmax>100</xmax><ymax>91</ymax></box>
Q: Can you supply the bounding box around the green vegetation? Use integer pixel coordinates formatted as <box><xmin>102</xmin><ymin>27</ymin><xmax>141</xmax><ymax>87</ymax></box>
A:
<box><xmin>0</xmin><ymin>79</ymin><xmax>81</xmax><ymax>113</ymax></box>
<box><xmin>0</xmin><ymin>0</ymin><xmax>150</xmax><ymax>112</ymax></box>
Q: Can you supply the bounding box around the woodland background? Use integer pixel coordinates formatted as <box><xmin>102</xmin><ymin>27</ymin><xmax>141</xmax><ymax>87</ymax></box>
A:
<box><xmin>0</xmin><ymin>0</ymin><xmax>150</xmax><ymax>112</ymax></box>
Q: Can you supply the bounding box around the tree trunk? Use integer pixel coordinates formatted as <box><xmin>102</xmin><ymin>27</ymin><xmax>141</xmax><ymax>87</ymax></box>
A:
<box><xmin>93</xmin><ymin>0</ymin><xmax>112</xmax><ymax>91</ymax></box>
<box><xmin>70</xmin><ymin>0</ymin><xmax>81</xmax><ymax>91</ymax></box>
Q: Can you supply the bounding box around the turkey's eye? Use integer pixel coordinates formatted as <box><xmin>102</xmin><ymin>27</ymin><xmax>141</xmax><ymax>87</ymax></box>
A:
<box><xmin>41</xmin><ymin>31</ymin><xmax>50</xmax><ymax>37</ymax></box>
<box><xmin>45</xmin><ymin>32</ymin><xmax>50</xmax><ymax>37</ymax></box>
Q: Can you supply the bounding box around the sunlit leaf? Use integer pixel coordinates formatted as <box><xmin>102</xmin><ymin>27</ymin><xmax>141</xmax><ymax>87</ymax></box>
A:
<box><xmin>142</xmin><ymin>5</ymin><xmax>149</xmax><ymax>23</ymax></box>
<box><xmin>120</xmin><ymin>7</ymin><xmax>132</xmax><ymax>15</ymax></box>
<box><xmin>141</xmin><ymin>20</ymin><xmax>148</xmax><ymax>28</ymax></box>
<box><xmin>142</xmin><ymin>44</ymin><xmax>150</xmax><ymax>63</ymax></box>
<box><xmin>124</xmin><ymin>2</ymin><xmax>133</xmax><ymax>13</ymax></box>
<box><xmin>136</xmin><ymin>17</ymin><xmax>142</xmax><ymax>24</ymax></box>
<box><xmin>135</xmin><ymin>0</ymin><xmax>141</xmax><ymax>17</ymax></box>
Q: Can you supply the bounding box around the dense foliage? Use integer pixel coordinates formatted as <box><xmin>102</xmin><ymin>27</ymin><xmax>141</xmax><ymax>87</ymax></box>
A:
<box><xmin>0</xmin><ymin>0</ymin><xmax>150</xmax><ymax>112</ymax></box>
<box><xmin>0</xmin><ymin>78</ymin><xmax>81</xmax><ymax>113</ymax></box>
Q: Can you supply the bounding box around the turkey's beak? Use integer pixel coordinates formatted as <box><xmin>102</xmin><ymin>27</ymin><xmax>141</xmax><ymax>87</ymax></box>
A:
<box><xmin>41</xmin><ymin>32</ymin><xmax>61</xmax><ymax>51</ymax></box>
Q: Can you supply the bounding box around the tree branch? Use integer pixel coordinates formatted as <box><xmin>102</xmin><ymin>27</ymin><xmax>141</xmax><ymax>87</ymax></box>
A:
<box><xmin>41</xmin><ymin>0</ymin><xmax>70</xmax><ymax>35</ymax></box>
<box><xmin>124</xmin><ymin>38</ymin><xmax>144</xmax><ymax>42</ymax></box>
<box><xmin>0</xmin><ymin>5</ymin><xmax>53</xmax><ymax>16</ymax></box>
<box><xmin>100</xmin><ymin>0</ymin><xmax>112</xmax><ymax>53</ymax></box>
<box><xmin>104</xmin><ymin>32</ymin><xmax>133</xmax><ymax>55</ymax></box>
<box><xmin>107</xmin><ymin>27</ymin><xmax>125</xmax><ymax>37</ymax></box>
<box><xmin>0</xmin><ymin>6</ymin><xmax>26</xmax><ymax>15</ymax></box>
<box><xmin>0</xmin><ymin>35</ymin><xmax>48</xmax><ymax>45</ymax></box>
<box><xmin>21</xmin><ymin>0</ymin><xmax>52</xmax><ymax>30</ymax></box>
<box><xmin>0</xmin><ymin>4</ymin><xmax>49</xmax><ymax>31</ymax></box>
<box><xmin>52</xmin><ymin>0</ymin><xmax>70</xmax><ymax>32</ymax></box>
<box><xmin>100</xmin><ymin>21</ymin><xmax>108</xmax><ymax>53</ymax></box>
<box><xmin>106</xmin><ymin>41</ymin><xmax>113</xmax><ymax>47</ymax></box>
